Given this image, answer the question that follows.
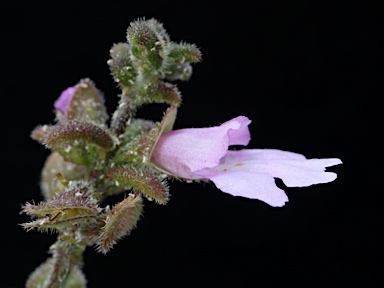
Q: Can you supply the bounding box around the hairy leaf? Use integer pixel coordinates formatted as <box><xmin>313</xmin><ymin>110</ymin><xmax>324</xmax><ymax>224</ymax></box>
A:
<box><xmin>96</xmin><ymin>194</ymin><xmax>143</xmax><ymax>254</ymax></box>
<box><xmin>44</xmin><ymin>121</ymin><xmax>114</xmax><ymax>165</ymax></box>
<box><xmin>104</xmin><ymin>166</ymin><xmax>169</xmax><ymax>204</ymax></box>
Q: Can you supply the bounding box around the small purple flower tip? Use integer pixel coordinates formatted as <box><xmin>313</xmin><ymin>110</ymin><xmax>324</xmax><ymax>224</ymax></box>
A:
<box><xmin>54</xmin><ymin>87</ymin><xmax>76</xmax><ymax>118</ymax></box>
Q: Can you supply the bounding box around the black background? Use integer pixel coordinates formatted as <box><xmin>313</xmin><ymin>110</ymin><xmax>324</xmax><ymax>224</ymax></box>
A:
<box><xmin>3</xmin><ymin>1</ymin><xmax>383</xmax><ymax>287</ymax></box>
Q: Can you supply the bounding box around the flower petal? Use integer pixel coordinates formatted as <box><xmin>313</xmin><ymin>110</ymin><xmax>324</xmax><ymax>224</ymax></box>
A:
<box><xmin>196</xmin><ymin>149</ymin><xmax>341</xmax><ymax>206</ymax></box>
<box><xmin>219</xmin><ymin>116</ymin><xmax>252</xmax><ymax>146</ymax></box>
<box><xmin>201</xmin><ymin>149</ymin><xmax>342</xmax><ymax>187</ymax></box>
<box><xmin>197</xmin><ymin>169</ymin><xmax>289</xmax><ymax>207</ymax></box>
<box><xmin>54</xmin><ymin>87</ymin><xmax>76</xmax><ymax>117</ymax></box>
<box><xmin>151</xmin><ymin>116</ymin><xmax>251</xmax><ymax>179</ymax></box>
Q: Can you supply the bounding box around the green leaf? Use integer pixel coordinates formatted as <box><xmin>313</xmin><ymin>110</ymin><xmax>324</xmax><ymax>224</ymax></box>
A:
<box><xmin>168</xmin><ymin>42</ymin><xmax>202</xmax><ymax>63</ymax></box>
<box><xmin>104</xmin><ymin>166</ymin><xmax>169</xmax><ymax>204</ymax></box>
<box><xmin>95</xmin><ymin>194</ymin><xmax>143</xmax><ymax>254</ymax></box>
<box><xmin>40</xmin><ymin>152</ymin><xmax>90</xmax><ymax>200</ymax></box>
<box><xmin>163</xmin><ymin>42</ymin><xmax>201</xmax><ymax>81</ymax></box>
<box><xmin>21</xmin><ymin>181</ymin><xmax>100</xmax><ymax>233</ymax></box>
<box><xmin>136</xmin><ymin>80</ymin><xmax>181</xmax><ymax>106</ymax></box>
<box><xmin>44</xmin><ymin>120</ymin><xmax>115</xmax><ymax>165</ymax></box>
<box><xmin>164</xmin><ymin>63</ymin><xmax>193</xmax><ymax>81</ymax></box>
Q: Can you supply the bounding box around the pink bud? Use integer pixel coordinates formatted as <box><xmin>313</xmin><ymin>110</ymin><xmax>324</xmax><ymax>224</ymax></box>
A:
<box><xmin>54</xmin><ymin>87</ymin><xmax>76</xmax><ymax>118</ymax></box>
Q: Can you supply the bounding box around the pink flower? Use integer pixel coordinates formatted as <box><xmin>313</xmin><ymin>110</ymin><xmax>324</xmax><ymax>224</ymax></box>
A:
<box><xmin>54</xmin><ymin>86</ymin><xmax>76</xmax><ymax>118</ymax></box>
<box><xmin>151</xmin><ymin>116</ymin><xmax>342</xmax><ymax>207</ymax></box>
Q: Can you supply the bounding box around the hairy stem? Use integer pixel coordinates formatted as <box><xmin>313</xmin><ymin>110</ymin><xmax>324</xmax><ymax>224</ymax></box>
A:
<box><xmin>110</xmin><ymin>94</ymin><xmax>136</xmax><ymax>137</ymax></box>
<box><xmin>26</xmin><ymin>233</ymin><xmax>88</xmax><ymax>288</ymax></box>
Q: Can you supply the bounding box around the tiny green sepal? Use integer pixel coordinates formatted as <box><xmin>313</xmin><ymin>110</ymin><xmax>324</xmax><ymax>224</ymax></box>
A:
<box><xmin>136</xmin><ymin>105</ymin><xmax>177</xmax><ymax>163</ymax></box>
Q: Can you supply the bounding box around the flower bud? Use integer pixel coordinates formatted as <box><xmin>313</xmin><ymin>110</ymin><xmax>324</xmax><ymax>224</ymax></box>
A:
<box><xmin>108</xmin><ymin>42</ymin><xmax>137</xmax><ymax>89</ymax></box>
<box><xmin>127</xmin><ymin>18</ymin><xmax>169</xmax><ymax>78</ymax></box>
<box><xmin>54</xmin><ymin>87</ymin><xmax>76</xmax><ymax>121</ymax></box>
<box><xmin>54</xmin><ymin>79</ymin><xmax>108</xmax><ymax>125</ymax></box>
